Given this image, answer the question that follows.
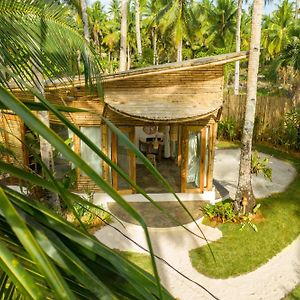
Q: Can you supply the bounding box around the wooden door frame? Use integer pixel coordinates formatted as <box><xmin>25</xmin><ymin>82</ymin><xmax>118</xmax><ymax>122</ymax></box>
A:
<box><xmin>111</xmin><ymin>126</ymin><xmax>136</xmax><ymax>194</ymax></box>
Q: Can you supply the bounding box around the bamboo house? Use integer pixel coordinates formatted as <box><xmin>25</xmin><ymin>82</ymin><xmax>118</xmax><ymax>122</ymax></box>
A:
<box><xmin>0</xmin><ymin>51</ymin><xmax>248</xmax><ymax>203</ymax></box>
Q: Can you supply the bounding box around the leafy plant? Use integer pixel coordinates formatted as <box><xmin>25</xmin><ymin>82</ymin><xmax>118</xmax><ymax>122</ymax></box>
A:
<box><xmin>251</xmin><ymin>151</ymin><xmax>272</xmax><ymax>181</ymax></box>
<box><xmin>66</xmin><ymin>202</ymin><xmax>111</xmax><ymax>231</ymax></box>
<box><xmin>203</xmin><ymin>201</ymin><xmax>261</xmax><ymax>231</ymax></box>
<box><xmin>202</xmin><ymin>201</ymin><xmax>236</xmax><ymax>223</ymax></box>
<box><xmin>218</xmin><ymin>117</ymin><xmax>239</xmax><ymax>141</ymax></box>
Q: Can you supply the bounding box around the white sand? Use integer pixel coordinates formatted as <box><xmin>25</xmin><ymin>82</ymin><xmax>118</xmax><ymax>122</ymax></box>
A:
<box><xmin>95</xmin><ymin>149</ymin><xmax>299</xmax><ymax>300</ymax></box>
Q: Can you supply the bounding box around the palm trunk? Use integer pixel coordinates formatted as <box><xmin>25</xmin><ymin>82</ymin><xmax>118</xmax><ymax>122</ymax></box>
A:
<box><xmin>80</xmin><ymin>0</ymin><xmax>90</xmax><ymax>42</ymax></box>
<box><xmin>234</xmin><ymin>0</ymin><xmax>264</xmax><ymax>213</ymax></box>
<box><xmin>152</xmin><ymin>26</ymin><xmax>158</xmax><ymax>65</ymax></box>
<box><xmin>93</xmin><ymin>30</ymin><xmax>100</xmax><ymax>55</ymax></box>
<box><xmin>127</xmin><ymin>44</ymin><xmax>131</xmax><ymax>70</ymax></box>
<box><xmin>32</xmin><ymin>66</ymin><xmax>60</xmax><ymax>211</ymax></box>
<box><xmin>234</xmin><ymin>0</ymin><xmax>243</xmax><ymax>95</ymax></box>
<box><xmin>135</xmin><ymin>0</ymin><xmax>143</xmax><ymax>61</ymax></box>
<box><xmin>120</xmin><ymin>0</ymin><xmax>128</xmax><ymax>71</ymax></box>
<box><xmin>296</xmin><ymin>0</ymin><xmax>299</xmax><ymax>19</ymax></box>
<box><xmin>177</xmin><ymin>38</ymin><xmax>182</xmax><ymax>62</ymax></box>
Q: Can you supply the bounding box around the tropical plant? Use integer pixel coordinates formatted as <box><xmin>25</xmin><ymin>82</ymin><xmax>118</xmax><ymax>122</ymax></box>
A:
<box><xmin>217</xmin><ymin>117</ymin><xmax>240</xmax><ymax>141</ymax></box>
<box><xmin>205</xmin><ymin>0</ymin><xmax>237</xmax><ymax>50</ymax></box>
<box><xmin>262</xmin><ymin>0</ymin><xmax>294</xmax><ymax>60</ymax></box>
<box><xmin>202</xmin><ymin>201</ymin><xmax>236</xmax><ymax>223</ymax></box>
<box><xmin>251</xmin><ymin>151</ymin><xmax>272</xmax><ymax>181</ymax></box>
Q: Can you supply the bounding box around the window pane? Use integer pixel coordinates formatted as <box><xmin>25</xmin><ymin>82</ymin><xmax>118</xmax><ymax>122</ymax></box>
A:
<box><xmin>117</xmin><ymin>132</ymin><xmax>130</xmax><ymax>189</ymax></box>
<box><xmin>80</xmin><ymin>127</ymin><xmax>102</xmax><ymax>176</ymax></box>
<box><xmin>187</xmin><ymin>131</ymin><xmax>200</xmax><ymax>188</ymax></box>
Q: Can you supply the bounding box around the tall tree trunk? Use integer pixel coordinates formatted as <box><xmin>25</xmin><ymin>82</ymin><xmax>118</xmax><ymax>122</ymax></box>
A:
<box><xmin>296</xmin><ymin>0</ymin><xmax>299</xmax><ymax>19</ymax></box>
<box><xmin>234</xmin><ymin>0</ymin><xmax>243</xmax><ymax>95</ymax></box>
<box><xmin>32</xmin><ymin>66</ymin><xmax>60</xmax><ymax>211</ymax></box>
<box><xmin>120</xmin><ymin>0</ymin><xmax>128</xmax><ymax>71</ymax></box>
<box><xmin>127</xmin><ymin>44</ymin><xmax>131</xmax><ymax>70</ymax></box>
<box><xmin>234</xmin><ymin>0</ymin><xmax>264</xmax><ymax>213</ymax></box>
<box><xmin>93</xmin><ymin>29</ymin><xmax>100</xmax><ymax>55</ymax></box>
<box><xmin>152</xmin><ymin>26</ymin><xmax>158</xmax><ymax>65</ymax></box>
<box><xmin>135</xmin><ymin>0</ymin><xmax>143</xmax><ymax>61</ymax></box>
<box><xmin>177</xmin><ymin>38</ymin><xmax>182</xmax><ymax>62</ymax></box>
<box><xmin>80</xmin><ymin>0</ymin><xmax>90</xmax><ymax>42</ymax></box>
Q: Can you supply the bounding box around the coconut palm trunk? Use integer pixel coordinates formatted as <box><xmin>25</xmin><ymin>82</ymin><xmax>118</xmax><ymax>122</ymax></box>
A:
<box><xmin>177</xmin><ymin>38</ymin><xmax>183</xmax><ymax>62</ymax></box>
<box><xmin>234</xmin><ymin>0</ymin><xmax>264</xmax><ymax>213</ymax></box>
<box><xmin>152</xmin><ymin>26</ymin><xmax>158</xmax><ymax>64</ymax></box>
<box><xmin>80</xmin><ymin>0</ymin><xmax>90</xmax><ymax>42</ymax></box>
<box><xmin>135</xmin><ymin>0</ymin><xmax>143</xmax><ymax>61</ymax></box>
<box><xmin>120</xmin><ymin>0</ymin><xmax>128</xmax><ymax>71</ymax></box>
<box><xmin>234</xmin><ymin>0</ymin><xmax>243</xmax><ymax>95</ymax></box>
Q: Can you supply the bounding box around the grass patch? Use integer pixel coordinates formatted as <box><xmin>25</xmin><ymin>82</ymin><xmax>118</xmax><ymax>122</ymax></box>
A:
<box><xmin>189</xmin><ymin>145</ymin><xmax>300</xmax><ymax>278</ymax></box>
<box><xmin>119</xmin><ymin>251</ymin><xmax>153</xmax><ymax>275</ymax></box>
<box><xmin>282</xmin><ymin>284</ymin><xmax>300</xmax><ymax>300</ymax></box>
<box><xmin>216</xmin><ymin>140</ymin><xmax>241</xmax><ymax>149</ymax></box>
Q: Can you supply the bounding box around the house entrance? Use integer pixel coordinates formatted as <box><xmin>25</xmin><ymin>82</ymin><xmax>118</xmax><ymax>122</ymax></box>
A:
<box><xmin>110</xmin><ymin>124</ymin><xmax>213</xmax><ymax>195</ymax></box>
<box><xmin>135</xmin><ymin>126</ymin><xmax>181</xmax><ymax>193</ymax></box>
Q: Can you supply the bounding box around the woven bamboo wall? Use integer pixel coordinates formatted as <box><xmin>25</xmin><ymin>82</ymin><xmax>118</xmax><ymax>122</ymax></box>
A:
<box><xmin>222</xmin><ymin>94</ymin><xmax>298</xmax><ymax>137</ymax></box>
<box><xmin>0</xmin><ymin>113</ymin><xmax>26</xmax><ymax>168</ymax></box>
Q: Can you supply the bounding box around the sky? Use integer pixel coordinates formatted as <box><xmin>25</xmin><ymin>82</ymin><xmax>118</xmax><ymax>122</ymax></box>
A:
<box><xmin>88</xmin><ymin>0</ymin><xmax>280</xmax><ymax>15</ymax></box>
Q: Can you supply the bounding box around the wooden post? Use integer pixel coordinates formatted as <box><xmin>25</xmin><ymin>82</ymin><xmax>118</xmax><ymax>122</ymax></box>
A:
<box><xmin>180</xmin><ymin>126</ymin><xmax>187</xmax><ymax>192</ymax></box>
<box><xmin>199</xmin><ymin>127</ymin><xmax>206</xmax><ymax>193</ymax></box>
<box><xmin>207</xmin><ymin>122</ymin><xmax>217</xmax><ymax>191</ymax></box>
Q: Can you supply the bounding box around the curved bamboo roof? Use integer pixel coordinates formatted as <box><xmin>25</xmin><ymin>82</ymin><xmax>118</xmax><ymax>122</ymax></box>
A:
<box><xmin>105</xmin><ymin>97</ymin><xmax>222</xmax><ymax>123</ymax></box>
<box><xmin>104</xmin><ymin>51</ymin><xmax>248</xmax><ymax>122</ymax></box>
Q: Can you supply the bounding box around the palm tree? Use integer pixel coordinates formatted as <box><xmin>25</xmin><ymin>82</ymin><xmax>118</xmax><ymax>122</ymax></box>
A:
<box><xmin>87</xmin><ymin>1</ymin><xmax>108</xmax><ymax>57</ymax></box>
<box><xmin>135</xmin><ymin>0</ymin><xmax>143</xmax><ymax>60</ymax></box>
<box><xmin>120</xmin><ymin>0</ymin><xmax>129</xmax><ymax>71</ymax></box>
<box><xmin>80</xmin><ymin>0</ymin><xmax>90</xmax><ymax>42</ymax></box>
<box><xmin>234</xmin><ymin>0</ymin><xmax>243</xmax><ymax>95</ymax></box>
<box><xmin>205</xmin><ymin>0</ymin><xmax>237</xmax><ymax>50</ymax></box>
<box><xmin>234</xmin><ymin>0</ymin><xmax>264</xmax><ymax>213</ymax></box>
<box><xmin>158</xmin><ymin>0</ymin><xmax>195</xmax><ymax>62</ymax></box>
<box><xmin>144</xmin><ymin>0</ymin><xmax>166</xmax><ymax>64</ymax></box>
<box><xmin>262</xmin><ymin>0</ymin><xmax>294</xmax><ymax>60</ymax></box>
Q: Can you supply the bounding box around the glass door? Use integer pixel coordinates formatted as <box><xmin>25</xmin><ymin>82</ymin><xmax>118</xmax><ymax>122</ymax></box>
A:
<box><xmin>111</xmin><ymin>127</ymin><xmax>136</xmax><ymax>194</ymax></box>
<box><xmin>181</xmin><ymin>126</ymin><xmax>207</xmax><ymax>193</ymax></box>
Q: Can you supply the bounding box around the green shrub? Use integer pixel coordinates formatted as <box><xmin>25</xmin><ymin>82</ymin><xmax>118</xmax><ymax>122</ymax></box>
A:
<box><xmin>218</xmin><ymin>117</ymin><xmax>240</xmax><ymax>141</ymax></box>
<box><xmin>202</xmin><ymin>201</ymin><xmax>261</xmax><ymax>232</ymax></box>
<box><xmin>202</xmin><ymin>201</ymin><xmax>236</xmax><ymax>223</ymax></box>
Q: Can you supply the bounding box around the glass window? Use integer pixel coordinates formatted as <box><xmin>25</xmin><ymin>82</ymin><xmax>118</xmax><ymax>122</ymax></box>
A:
<box><xmin>187</xmin><ymin>131</ymin><xmax>201</xmax><ymax>188</ymax></box>
<box><xmin>117</xmin><ymin>132</ymin><xmax>130</xmax><ymax>189</ymax></box>
<box><xmin>80</xmin><ymin>127</ymin><xmax>102</xmax><ymax>176</ymax></box>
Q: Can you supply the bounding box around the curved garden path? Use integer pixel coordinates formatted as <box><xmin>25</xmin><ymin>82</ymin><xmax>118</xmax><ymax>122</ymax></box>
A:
<box><xmin>95</xmin><ymin>149</ymin><xmax>299</xmax><ymax>300</ymax></box>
